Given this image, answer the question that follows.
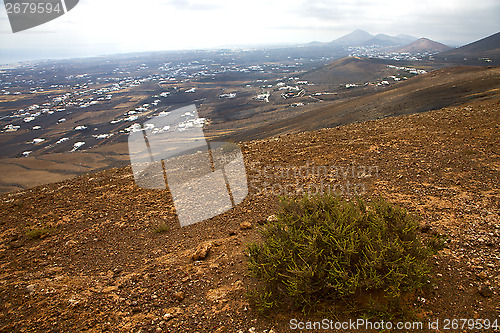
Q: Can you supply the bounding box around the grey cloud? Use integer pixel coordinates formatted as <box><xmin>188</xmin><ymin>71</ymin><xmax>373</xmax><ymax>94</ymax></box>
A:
<box><xmin>166</xmin><ymin>0</ymin><xmax>222</xmax><ymax>11</ymax></box>
<box><xmin>392</xmin><ymin>4</ymin><xmax>500</xmax><ymax>43</ymax></box>
<box><xmin>298</xmin><ymin>0</ymin><xmax>374</xmax><ymax>21</ymax></box>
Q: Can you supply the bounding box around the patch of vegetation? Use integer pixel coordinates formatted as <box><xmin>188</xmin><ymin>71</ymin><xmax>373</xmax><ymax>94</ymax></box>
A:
<box><xmin>247</xmin><ymin>195</ymin><xmax>442</xmax><ymax>318</ymax></box>
<box><xmin>462</xmin><ymin>148</ymin><xmax>477</xmax><ymax>156</ymax></box>
<box><xmin>221</xmin><ymin>142</ymin><xmax>239</xmax><ymax>153</ymax></box>
<box><xmin>25</xmin><ymin>228</ymin><xmax>53</xmax><ymax>240</ymax></box>
<box><xmin>154</xmin><ymin>223</ymin><xmax>170</xmax><ymax>234</ymax></box>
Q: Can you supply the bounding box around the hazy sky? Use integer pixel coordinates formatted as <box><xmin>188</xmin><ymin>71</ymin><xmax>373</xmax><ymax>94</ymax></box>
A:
<box><xmin>1</xmin><ymin>0</ymin><xmax>499</xmax><ymax>64</ymax></box>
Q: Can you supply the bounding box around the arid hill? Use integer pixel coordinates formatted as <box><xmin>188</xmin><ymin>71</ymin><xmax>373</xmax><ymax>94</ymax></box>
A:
<box><xmin>395</xmin><ymin>38</ymin><xmax>451</xmax><ymax>53</ymax></box>
<box><xmin>363</xmin><ymin>33</ymin><xmax>417</xmax><ymax>47</ymax></box>
<box><xmin>328</xmin><ymin>29</ymin><xmax>374</xmax><ymax>46</ymax></box>
<box><xmin>437</xmin><ymin>31</ymin><xmax>500</xmax><ymax>63</ymax></box>
<box><xmin>237</xmin><ymin>65</ymin><xmax>500</xmax><ymax>141</ymax></box>
<box><xmin>0</xmin><ymin>93</ymin><xmax>499</xmax><ymax>331</ymax></box>
<box><xmin>301</xmin><ymin>56</ymin><xmax>406</xmax><ymax>86</ymax></box>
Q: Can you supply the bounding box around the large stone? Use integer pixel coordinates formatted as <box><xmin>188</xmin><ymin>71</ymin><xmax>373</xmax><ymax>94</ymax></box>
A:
<box><xmin>163</xmin><ymin>307</ymin><xmax>183</xmax><ymax>320</ymax></box>
<box><xmin>478</xmin><ymin>285</ymin><xmax>493</xmax><ymax>298</ymax></box>
<box><xmin>192</xmin><ymin>242</ymin><xmax>213</xmax><ymax>261</ymax></box>
<box><xmin>172</xmin><ymin>291</ymin><xmax>185</xmax><ymax>302</ymax></box>
<box><xmin>267</xmin><ymin>215</ymin><xmax>278</xmax><ymax>223</ymax></box>
<box><xmin>239</xmin><ymin>221</ymin><xmax>252</xmax><ymax>230</ymax></box>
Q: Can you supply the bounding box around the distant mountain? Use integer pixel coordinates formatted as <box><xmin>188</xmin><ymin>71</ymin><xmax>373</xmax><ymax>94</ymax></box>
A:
<box><xmin>302</xmin><ymin>56</ymin><xmax>403</xmax><ymax>85</ymax></box>
<box><xmin>437</xmin><ymin>32</ymin><xmax>500</xmax><ymax>61</ymax></box>
<box><xmin>330</xmin><ymin>29</ymin><xmax>373</xmax><ymax>46</ymax></box>
<box><xmin>395</xmin><ymin>38</ymin><xmax>452</xmax><ymax>53</ymax></box>
<box><xmin>327</xmin><ymin>30</ymin><xmax>419</xmax><ymax>48</ymax></box>
<box><xmin>397</xmin><ymin>34</ymin><xmax>419</xmax><ymax>44</ymax></box>
<box><xmin>363</xmin><ymin>34</ymin><xmax>417</xmax><ymax>47</ymax></box>
<box><xmin>306</xmin><ymin>41</ymin><xmax>323</xmax><ymax>46</ymax></box>
<box><xmin>330</xmin><ymin>31</ymin><xmax>419</xmax><ymax>48</ymax></box>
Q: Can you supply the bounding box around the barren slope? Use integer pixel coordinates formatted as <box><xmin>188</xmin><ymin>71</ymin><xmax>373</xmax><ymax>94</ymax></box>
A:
<box><xmin>302</xmin><ymin>56</ymin><xmax>405</xmax><ymax>86</ymax></box>
<box><xmin>0</xmin><ymin>95</ymin><xmax>499</xmax><ymax>332</ymax></box>
<box><xmin>235</xmin><ymin>66</ymin><xmax>499</xmax><ymax>141</ymax></box>
<box><xmin>437</xmin><ymin>32</ymin><xmax>500</xmax><ymax>63</ymax></box>
<box><xmin>395</xmin><ymin>38</ymin><xmax>451</xmax><ymax>53</ymax></box>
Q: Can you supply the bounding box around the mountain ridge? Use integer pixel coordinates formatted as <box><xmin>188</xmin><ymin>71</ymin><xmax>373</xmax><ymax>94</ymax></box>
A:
<box><xmin>437</xmin><ymin>31</ymin><xmax>500</xmax><ymax>61</ymax></box>
<box><xmin>395</xmin><ymin>38</ymin><xmax>452</xmax><ymax>53</ymax></box>
<box><xmin>301</xmin><ymin>56</ymin><xmax>406</xmax><ymax>85</ymax></box>
<box><xmin>329</xmin><ymin>30</ymin><xmax>420</xmax><ymax>47</ymax></box>
<box><xmin>329</xmin><ymin>29</ymin><xmax>374</xmax><ymax>46</ymax></box>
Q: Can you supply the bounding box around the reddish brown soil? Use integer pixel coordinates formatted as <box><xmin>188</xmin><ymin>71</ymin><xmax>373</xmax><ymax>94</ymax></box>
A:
<box><xmin>0</xmin><ymin>96</ymin><xmax>499</xmax><ymax>332</ymax></box>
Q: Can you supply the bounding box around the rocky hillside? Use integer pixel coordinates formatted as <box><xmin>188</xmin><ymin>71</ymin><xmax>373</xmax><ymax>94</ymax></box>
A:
<box><xmin>239</xmin><ymin>66</ymin><xmax>500</xmax><ymax>141</ymax></box>
<box><xmin>437</xmin><ymin>31</ymin><xmax>500</xmax><ymax>63</ymax></box>
<box><xmin>0</xmin><ymin>96</ymin><xmax>499</xmax><ymax>332</ymax></box>
<box><xmin>301</xmin><ymin>56</ymin><xmax>405</xmax><ymax>85</ymax></box>
<box><xmin>395</xmin><ymin>38</ymin><xmax>451</xmax><ymax>53</ymax></box>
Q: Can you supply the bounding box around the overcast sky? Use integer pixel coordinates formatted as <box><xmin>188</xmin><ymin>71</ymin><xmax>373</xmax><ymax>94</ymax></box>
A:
<box><xmin>1</xmin><ymin>0</ymin><xmax>499</xmax><ymax>64</ymax></box>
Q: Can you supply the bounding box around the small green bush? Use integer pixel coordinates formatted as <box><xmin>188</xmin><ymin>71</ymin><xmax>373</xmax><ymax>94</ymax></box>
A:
<box><xmin>25</xmin><ymin>228</ymin><xmax>52</xmax><ymax>240</ymax></box>
<box><xmin>221</xmin><ymin>142</ymin><xmax>239</xmax><ymax>153</ymax></box>
<box><xmin>154</xmin><ymin>223</ymin><xmax>170</xmax><ymax>234</ymax></box>
<box><xmin>247</xmin><ymin>195</ymin><xmax>440</xmax><ymax>317</ymax></box>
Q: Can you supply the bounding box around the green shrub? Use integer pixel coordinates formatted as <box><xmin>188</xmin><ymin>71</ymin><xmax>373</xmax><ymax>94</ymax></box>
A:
<box><xmin>154</xmin><ymin>223</ymin><xmax>170</xmax><ymax>234</ymax></box>
<box><xmin>247</xmin><ymin>195</ymin><xmax>440</xmax><ymax>317</ymax></box>
<box><xmin>221</xmin><ymin>142</ymin><xmax>239</xmax><ymax>153</ymax></box>
<box><xmin>25</xmin><ymin>228</ymin><xmax>53</xmax><ymax>240</ymax></box>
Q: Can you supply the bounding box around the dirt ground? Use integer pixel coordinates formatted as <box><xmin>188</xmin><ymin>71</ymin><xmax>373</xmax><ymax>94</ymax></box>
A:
<box><xmin>0</xmin><ymin>96</ymin><xmax>499</xmax><ymax>332</ymax></box>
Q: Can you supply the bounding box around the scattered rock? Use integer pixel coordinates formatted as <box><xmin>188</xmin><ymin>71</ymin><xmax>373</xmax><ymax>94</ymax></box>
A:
<box><xmin>116</xmin><ymin>272</ymin><xmax>140</xmax><ymax>288</ymax></box>
<box><xmin>9</xmin><ymin>240</ymin><xmax>24</xmax><ymax>249</ymax></box>
<box><xmin>257</xmin><ymin>218</ymin><xmax>267</xmax><ymax>225</ymax></box>
<box><xmin>65</xmin><ymin>240</ymin><xmax>77</xmax><ymax>247</ymax></box>
<box><xmin>102</xmin><ymin>285</ymin><xmax>119</xmax><ymax>293</ymax></box>
<box><xmin>214</xmin><ymin>326</ymin><xmax>227</xmax><ymax>333</ymax></box>
<box><xmin>420</xmin><ymin>223</ymin><xmax>432</xmax><ymax>233</ymax></box>
<box><xmin>172</xmin><ymin>291</ymin><xmax>184</xmax><ymax>302</ymax></box>
<box><xmin>239</xmin><ymin>221</ymin><xmax>252</xmax><ymax>230</ymax></box>
<box><xmin>207</xmin><ymin>288</ymin><xmax>227</xmax><ymax>303</ymax></box>
<box><xmin>26</xmin><ymin>284</ymin><xmax>36</xmax><ymax>294</ymax></box>
<box><xmin>267</xmin><ymin>215</ymin><xmax>278</xmax><ymax>223</ymax></box>
<box><xmin>478</xmin><ymin>285</ymin><xmax>493</xmax><ymax>297</ymax></box>
<box><xmin>192</xmin><ymin>242</ymin><xmax>213</xmax><ymax>261</ymax></box>
<box><xmin>163</xmin><ymin>307</ymin><xmax>183</xmax><ymax>320</ymax></box>
<box><xmin>68</xmin><ymin>296</ymin><xmax>81</xmax><ymax>306</ymax></box>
